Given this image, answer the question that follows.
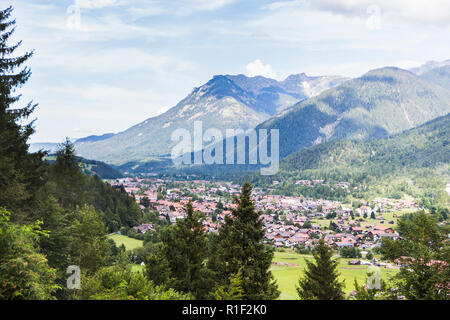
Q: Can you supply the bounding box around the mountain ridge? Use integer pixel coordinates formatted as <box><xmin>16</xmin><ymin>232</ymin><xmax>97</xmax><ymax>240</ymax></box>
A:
<box><xmin>74</xmin><ymin>72</ymin><xmax>348</xmax><ymax>165</ymax></box>
<box><xmin>257</xmin><ymin>66</ymin><xmax>450</xmax><ymax>158</ymax></box>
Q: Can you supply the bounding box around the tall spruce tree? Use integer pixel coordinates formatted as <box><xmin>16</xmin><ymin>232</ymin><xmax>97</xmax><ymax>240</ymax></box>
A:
<box><xmin>296</xmin><ymin>238</ymin><xmax>345</xmax><ymax>300</ymax></box>
<box><xmin>48</xmin><ymin>138</ymin><xmax>86</xmax><ymax>208</ymax></box>
<box><xmin>159</xmin><ymin>202</ymin><xmax>214</xmax><ymax>299</ymax></box>
<box><xmin>0</xmin><ymin>6</ymin><xmax>46</xmax><ymax>222</ymax></box>
<box><xmin>209</xmin><ymin>182</ymin><xmax>279</xmax><ymax>300</ymax></box>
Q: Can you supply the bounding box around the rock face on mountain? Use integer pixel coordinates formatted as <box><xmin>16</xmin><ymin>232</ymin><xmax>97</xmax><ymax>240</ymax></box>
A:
<box><xmin>75</xmin><ymin>73</ymin><xmax>347</xmax><ymax>165</ymax></box>
<box><xmin>257</xmin><ymin>67</ymin><xmax>450</xmax><ymax>158</ymax></box>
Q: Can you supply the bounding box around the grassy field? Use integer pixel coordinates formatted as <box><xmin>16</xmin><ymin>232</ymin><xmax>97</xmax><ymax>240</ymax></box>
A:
<box><xmin>129</xmin><ymin>250</ymin><xmax>398</xmax><ymax>300</ymax></box>
<box><xmin>117</xmin><ymin>234</ymin><xmax>399</xmax><ymax>300</ymax></box>
<box><xmin>311</xmin><ymin>208</ymin><xmax>416</xmax><ymax>230</ymax></box>
<box><xmin>271</xmin><ymin>251</ymin><xmax>398</xmax><ymax>300</ymax></box>
<box><xmin>108</xmin><ymin>234</ymin><xmax>143</xmax><ymax>251</ymax></box>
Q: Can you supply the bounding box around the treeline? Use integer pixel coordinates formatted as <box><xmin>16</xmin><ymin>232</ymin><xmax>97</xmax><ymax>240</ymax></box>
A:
<box><xmin>237</xmin><ymin>114</ymin><xmax>450</xmax><ymax>210</ymax></box>
<box><xmin>45</xmin><ymin>155</ymin><xmax>123</xmax><ymax>179</ymax></box>
<box><xmin>276</xmin><ymin>114</ymin><xmax>450</xmax><ymax>206</ymax></box>
<box><xmin>41</xmin><ymin>139</ymin><xmax>142</xmax><ymax>232</ymax></box>
<box><xmin>0</xmin><ymin>6</ymin><xmax>147</xmax><ymax>299</ymax></box>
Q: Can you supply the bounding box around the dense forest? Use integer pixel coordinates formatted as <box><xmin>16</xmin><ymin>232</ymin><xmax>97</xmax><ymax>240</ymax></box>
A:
<box><xmin>44</xmin><ymin>153</ymin><xmax>123</xmax><ymax>179</ymax></box>
<box><xmin>238</xmin><ymin>114</ymin><xmax>449</xmax><ymax>211</ymax></box>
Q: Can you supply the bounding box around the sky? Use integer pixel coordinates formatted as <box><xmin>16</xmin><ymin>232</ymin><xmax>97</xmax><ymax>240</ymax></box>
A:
<box><xmin>5</xmin><ymin>0</ymin><xmax>450</xmax><ymax>143</ymax></box>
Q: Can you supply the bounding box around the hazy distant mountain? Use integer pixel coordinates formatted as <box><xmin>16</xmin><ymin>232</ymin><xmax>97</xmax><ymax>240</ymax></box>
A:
<box><xmin>44</xmin><ymin>155</ymin><xmax>123</xmax><ymax>179</ymax></box>
<box><xmin>409</xmin><ymin>59</ymin><xmax>450</xmax><ymax>75</ymax></box>
<box><xmin>75</xmin><ymin>133</ymin><xmax>115</xmax><ymax>144</ymax></box>
<box><xmin>30</xmin><ymin>133</ymin><xmax>115</xmax><ymax>154</ymax></box>
<box><xmin>29</xmin><ymin>142</ymin><xmax>59</xmax><ymax>153</ymax></box>
<box><xmin>421</xmin><ymin>65</ymin><xmax>450</xmax><ymax>90</ymax></box>
<box><xmin>257</xmin><ymin>67</ymin><xmax>450</xmax><ymax>158</ymax></box>
<box><xmin>75</xmin><ymin>73</ymin><xmax>347</xmax><ymax>165</ymax></box>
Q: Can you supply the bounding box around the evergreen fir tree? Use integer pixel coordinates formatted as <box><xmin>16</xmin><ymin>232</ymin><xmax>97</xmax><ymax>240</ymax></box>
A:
<box><xmin>209</xmin><ymin>182</ymin><xmax>280</xmax><ymax>300</ymax></box>
<box><xmin>213</xmin><ymin>269</ymin><xmax>244</xmax><ymax>300</ymax></box>
<box><xmin>296</xmin><ymin>238</ymin><xmax>345</xmax><ymax>300</ymax></box>
<box><xmin>48</xmin><ymin>138</ymin><xmax>86</xmax><ymax>208</ymax></box>
<box><xmin>160</xmin><ymin>202</ymin><xmax>214</xmax><ymax>299</ymax></box>
<box><xmin>0</xmin><ymin>6</ymin><xmax>47</xmax><ymax>221</ymax></box>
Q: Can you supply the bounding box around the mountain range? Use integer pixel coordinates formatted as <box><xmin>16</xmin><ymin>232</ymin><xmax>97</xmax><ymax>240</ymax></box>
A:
<box><xmin>257</xmin><ymin>66</ymin><xmax>450</xmax><ymax>158</ymax></box>
<box><xmin>73</xmin><ymin>73</ymin><xmax>348</xmax><ymax>165</ymax></box>
<box><xmin>31</xmin><ymin>60</ymin><xmax>450</xmax><ymax>175</ymax></box>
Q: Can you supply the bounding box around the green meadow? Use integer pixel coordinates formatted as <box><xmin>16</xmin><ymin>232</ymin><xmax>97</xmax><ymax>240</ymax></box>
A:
<box><xmin>271</xmin><ymin>251</ymin><xmax>398</xmax><ymax>300</ymax></box>
<box><xmin>108</xmin><ymin>234</ymin><xmax>143</xmax><ymax>251</ymax></box>
<box><xmin>311</xmin><ymin>208</ymin><xmax>415</xmax><ymax>230</ymax></box>
<box><xmin>115</xmin><ymin>235</ymin><xmax>399</xmax><ymax>300</ymax></box>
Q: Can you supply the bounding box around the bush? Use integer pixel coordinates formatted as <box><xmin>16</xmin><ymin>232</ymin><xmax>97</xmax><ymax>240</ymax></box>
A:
<box><xmin>339</xmin><ymin>246</ymin><xmax>362</xmax><ymax>258</ymax></box>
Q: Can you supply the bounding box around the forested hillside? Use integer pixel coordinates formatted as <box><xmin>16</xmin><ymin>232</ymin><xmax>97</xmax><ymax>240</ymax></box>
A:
<box><xmin>45</xmin><ymin>154</ymin><xmax>123</xmax><ymax>179</ymax></box>
<box><xmin>282</xmin><ymin>113</ymin><xmax>449</xmax><ymax>172</ymax></box>
<box><xmin>0</xmin><ymin>8</ymin><xmax>146</xmax><ymax>299</ymax></box>
<box><xmin>240</xmin><ymin>114</ymin><xmax>449</xmax><ymax>207</ymax></box>
<box><xmin>258</xmin><ymin>67</ymin><xmax>450</xmax><ymax>158</ymax></box>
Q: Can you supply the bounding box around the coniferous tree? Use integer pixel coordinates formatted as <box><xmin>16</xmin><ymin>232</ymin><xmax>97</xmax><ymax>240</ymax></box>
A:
<box><xmin>213</xmin><ymin>269</ymin><xmax>244</xmax><ymax>300</ymax></box>
<box><xmin>0</xmin><ymin>6</ymin><xmax>46</xmax><ymax>222</ymax></box>
<box><xmin>145</xmin><ymin>251</ymin><xmax>172</xmax><ymax>287</ymax></box>
<box><xmin>297</xmin><ymin>238</ymin><xmax>345</xmax><ymax>300</ymax></box>
<box><xmin>48</xmin><ymin>138</ymin><xmax>86</xmax><ymax>208</ymax></box>
<box><xmin>209</xmin><ymin>182</ymin><xmax>279</xmax><ymax>300</ymax></box>
<box><xmin>158</xmin><ymin>202</ymin><xmax>214</xmax><ymax>299</ymax></box>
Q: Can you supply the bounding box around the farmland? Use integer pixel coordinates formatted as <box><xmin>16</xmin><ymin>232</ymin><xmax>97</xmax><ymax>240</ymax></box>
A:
<box><xmin>271</xmin><ymin>251</ymin><xmax>398</xmax><ymax>300</ymax></box>
<box><xmin>108</xmin><ymin>234</ymin><xmax>143</xmax><ymax>251</ymax></box>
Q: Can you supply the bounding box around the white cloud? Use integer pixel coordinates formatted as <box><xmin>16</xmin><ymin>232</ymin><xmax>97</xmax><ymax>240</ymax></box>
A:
<box><xmin>192</xmin><ymin>0</ymin><xmax>237</xmax><ymax>11</ymax></box>
<box><xmin>35</xmin><ymin>47</ymin><xmax>171</xmax><ymax>74</ymax></box>
<box><xmin>126</xmin><ymin>5</ymin><xmax>168</xmax><ymax>20</ymax></box>
<box><xmin>75</xmin><ymin>0</ymin><xmax>119</xmax><ymax>9</ymax></box>
<box><xmin>77</xmin><ymin>14</ymin><xmax>186</xmax><ymax>41</ymax></box>
<box><xmin>28</xmin><ymin>83</ymin><xmax>170</xmax><ymax>142</ymax></box>
<box><xmin>78</xmin><ymin>83</ymin><xmax>163</xmax><ymax>104</ymax></box>
<box><xmin>245</xmin><ymin>59</ymin><xmax>276</xmax><ymax>78</ymax></box>
<box><xmin>265</xmin><ymin>0</ymin><xmax>304</xmax><ymax>11</ymax></box>
<box><xmin>309</xmin><ymin>0</ymin><xmax>450</xmax><ymax>26</ymax></box>
<box><xmin>121</xmin><ymin>0</ymin><xmax>237</xmax><ymax>18</ymax></box>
